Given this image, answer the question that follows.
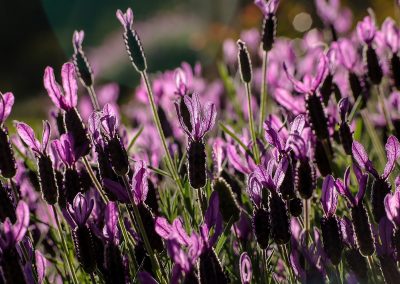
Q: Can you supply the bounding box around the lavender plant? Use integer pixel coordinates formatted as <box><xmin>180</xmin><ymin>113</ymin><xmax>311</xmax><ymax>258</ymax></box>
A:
<box><xmin>4</xmin><ymin>0</ymin><xmax>400</xmax><ymax>283</ymax></box>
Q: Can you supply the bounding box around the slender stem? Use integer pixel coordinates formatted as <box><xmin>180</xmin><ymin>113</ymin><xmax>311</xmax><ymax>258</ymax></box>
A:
<box><xmin>280</xmin><ymin>244</ymin><xmax>295</xmax><ymax>283</ymax></box>
<box><xmin>51</xmin><ymin>206</ymin><xmax>79</xmax><ymax>284</ymax></box>
<box><xmin>258</xmin><ymin>51</ymin><xmax>268</xmax><ymax>135</ymax></box>
<box><xmin>82</xmin><ymin>157</ymin><xmax>108</xmax><ymax>204</ymax></box>
<box><xmin>376</xmin><ymin>85</ymin><xmax>394</xmax><ymax>134</ymax></box>
<box><xmin>367</xmin><ymin>256</ymin><xmax>379</xmax><ymax>284</ymax></box>
<box><xmin>304</xmin><ymin>199</ymin><xmax>310</xmax><ymax>245</ymax></box>
<box><xmin>90</xmin><ymin>273</ymin><xmax>96</xmax><ymax>284</ymax></box>
<box><xmin>140</xmin><ymin>71</ymin><xmax>183</xmax><ymax>192</ymax></box>
<box><xmin>361</xmin><ymin>110</ymin><xmax>387</xmax><ymax>167</ymax></box>
<box><xmin>219</xmin><ymin>122</ymin><xmax>255</xmax><ymax>161</ymax></box>
<box><xmin>245</xmin><ymin>82</ymin><xmax>260</xmax><ymax>164</ymax></box>
<box><xmin>87</xmin><ymin>86</ymin><xmax>101</xmax><ymax>112</ymax></box>
<box><xmin>121</xmin><ymin>175</ymin><xmax>166</xmax><ymax>284</ymax></box>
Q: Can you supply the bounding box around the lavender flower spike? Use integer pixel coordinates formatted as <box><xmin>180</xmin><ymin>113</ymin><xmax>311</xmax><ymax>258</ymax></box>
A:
<box><xmin>72</xmin><ymin>30</ymin><xmax>94</xmax><ymax>88</ymax></box>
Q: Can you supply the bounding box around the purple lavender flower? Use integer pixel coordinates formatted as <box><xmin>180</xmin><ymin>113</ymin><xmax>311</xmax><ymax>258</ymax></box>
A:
<box><xmin>239</xmin><ymin>252</ymin><xmax>252</xmax><ymax>284</ymax></box>
<box><xmin>0</xmin><ymin>92</ymin><xmax>17</xmax><ymax>178</ymax></box>
<box><xmin>255</xmin><ymin>0</ymin><xmax>279</xmax><ymax>52</ymax></box>
<box><xmin>335</xmin><ymin>166</ymin><xmax>375</xmax><ymax>256</ymax></box>
<box><xmin>357</xmin><ymin>15</ymin><xmax>376</xmax><ymax>45</ymax></box>
<box><xmin>352</xmin><ymin>136</ymin><xmax>400</xmax><ymax>222</ymax></box>
<box><xmin>175</xmin><ymin>93</ymin><xmax>216</xmax><ymax>189</ymax></box>
<box><xmin>72</xmin><ymin>30</ymin><xmax>94</xmax><ymax>88</ymax></box>
<box><xmin>44</xmin><ymin>63</ymin><xmax>91</xmax><ymax>157</ymax></box>
<box><xmin>320</xmin><ymin>175</ymin><xmax>343</xmax><ymax>265</ymax></box>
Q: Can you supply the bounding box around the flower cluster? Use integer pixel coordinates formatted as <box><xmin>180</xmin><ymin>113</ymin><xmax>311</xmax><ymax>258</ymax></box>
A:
<box><xmin>3</xmin><ymin>1</ymin><xmax>400</xmax><ymax>283</ymax></box>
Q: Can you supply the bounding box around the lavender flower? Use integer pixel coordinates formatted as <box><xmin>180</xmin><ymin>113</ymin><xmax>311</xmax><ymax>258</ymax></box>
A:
<box><xmin>255</xmin><ymin>0</ymin><xmax>279</xmax><ymax>52</ymax></box>
<box><xmin>352</xmin><ymin>136</ymin><xmax>400</xmax><ymax>222</ymax></box>
<box><xmin>44</xmin><ymin>63</ymin><xmax>91</xmax><ymax>157</ymax></box>
<box><xmin>175</xmin><ymin>93</ymin><xmax>216</xmax><ymax>189</ymax></box>
<box><xmin>72</xmin><ymin>30</ymin><xmax>94</xmax><ymax>88</ymax></box>
<box><xmin>239</xmin><ymin>252</ymin><xmax>252</xmax><ymax>284</ymax></box>
<box><xmin>0</xmin><ymin>92</ymin><xmax>16</xmax><ymax>178</ymax></box>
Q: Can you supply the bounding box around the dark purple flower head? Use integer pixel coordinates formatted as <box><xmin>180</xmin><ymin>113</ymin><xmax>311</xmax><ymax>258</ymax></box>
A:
<box><xmin>0</xmin><ymin>200</ymin><xmax>29</xmax><ymax>250</ymax></box>
<box><xmin>239</xmin><ymin>252</ymin><xmax>252</xmax><ymax>284</ymax></box>
<box><xmin>385</xmin><ymin>190</ymin><xmax>400</xmax><ymax>228</ymax></box>
<box><xmin>44</xmin><ymin>63</ymin><xmax>78</xmax><ymax>111</ymax></box>
<box><xmin>175</xmin><ymin>93</ymin><xmax>216</xmax><ymax>141</ymax></box>
<box><xmin>333</xmin><ymin>39</ymin><xmax>359</xmax><ymax>72</ymax></box>
<box><xmin>103</xmin><ymin>202</ymin><xmax>119</xmax><ymax>244</ymax></box>
<box><xmin>264</xmin><ymin>114</ymin><xmax>306</xmax><ymax>155</ymax></box>
<box><xmin>376</xmin><ymin>217</ymin><xmax>395</xmax><ymax>257</ymax></box>
<box><xmin>68</xmin><ymin>193</ymin><xmax>94</xmax><ymax>227</ymax></box>
<box><xmin>116</xmin><ymin>8</ymin><xmax>134</xmax><ymax>31</ymax></box>
<box><xmin>283</xmin><ymin>53</ymin><xmax>327</xmax><ymax>94</ymax></box>
<box><xmin>247</xmin><ymin>158</ymin><xmax>287</xmax><ymax>206</ymax></box>
<box><xmin>340</xmin><ymin>216</ymin><xmax>356</xmax><ymax>248</ymax></box>
<box><xmin>254</xmin><ymin>0</ymin><xmax>279</xmax><ymax>16</ymax></box>
<box><xmin>52</xmin><ymin>133</ymin><xmax>76</xmax><ymax>168</ymax></box>
<box><xmin>352</xmin><ymin>136</ymin><xmax>400</xmax><ymax>180</ymax></box>
<box><xmin>338</xmin><ymin>97</ymin><xmax>350</xmax><ymax>122</ymax></box>
<box><xmin>174</xmin><ymin>68</ymin><xmax>188</xmax><ymax>97</ymax></box>
<box><xmin>0</xmin><ymin>92</ymin><xmax>14</xmax><ymax>125</ymax></box>
<box><xmin>357</xmin><ymin>15</ymin><xmax>376</xmax><ymax>44</ymax></box>
<box><xmin>72</xmin><ymin>30</ymin><xmax>85</xmax><ymax>53</ymax></box>
<box><xmin>321</xmin><ymin>175</ymin><xmax>338</xmax><ymax>217</ymax></box>
<box><xmin>15</xmin><ymin>121</ymin><xmax>51</xmax><ymax>157</ymax></box>
<box><xmin>335</xmin><ymin>165</ymin><xmax>368</xmax><ymax>207</ymax></box>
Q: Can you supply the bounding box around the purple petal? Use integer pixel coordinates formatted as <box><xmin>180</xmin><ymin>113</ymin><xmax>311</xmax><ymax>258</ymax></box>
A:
<box><xmin>61</xmin><ymin>63</ymin><xmax>78</xmax><ymax>109</ymax></box>
<box><xmin>311</xmin><ymin>54</ymin><xmax>328</xmax><ymax>92</ymax></box>
<box><xmin>41</xmin><ymin>121</ymin><xmax>51</xmax><ymax>153</ymax></box>
<box><xmin>354</xmin><ymin>164</ymin><xmax>368</xmax><ymax>205</ymax></box>
<box><xmin>385</xmin><ymin>191</ymin><xmax>400</xmax><ymax>227</ymax></box>
<box><xmin>383</xmin><ymin>136</ymin><xmax>400</xmax><ymax>179</ymax></box>
<box><xmin>321</xmin><ymin>175</ymin><xmax>337</xmax><ymax>216</ymax></box>
<box><xmin>116</xmin><ymin>8</ymin><xmax>134</xmax><ymax>30</ymax></box>
<box><xmin>283</xmin><ymin>63</ymin><xmax>310</xmax><ymax>93</ymax></box>
<box><xmin>172</xmin><ymin>218</ymin><xmax>191</xmax><ymax>246</ymax></box>
<box><xmin>52</xmin><ymin>134</ymin><xmax>75</xmax><ymax>166</ymax></box>
<box><xmin>43</xmin><ymin>66</ymin><xmax>67</xmax><ymax>110</ymax></box>
<box><xmin>334</xmin><ymin>167</ymin><xmax>356</xmax><ymax>207</ymax></box>
<box><xmin>290</xmin><ymin>114</ymin><xmax>306</xmax><ymax>135</ymax></box>
<box><xmin>357</xmin><ymin>15</ymin><xmax>376</xmax><ymax>44</ymax></box>
<box><xmin>132</xmin><ymin>161</ymin><xmax>148</xmax><ymax>204</ymax></box>
<box><xmin>15</xmin><ymin>122</ymin><xmax>41</xmax><ymax>154</ymax></box>
<box><xmin>105</xmin><ymin>202</ymin><xmax>119</xmax><ymax>241</ymax></box>
<box><xmin>377</xmin><ymin>217</ymin><xmax>394</xmax><ymax>256</ymax></box>
<box><xmin>352</xmin><ymin>140</ymin><xmax>378</xmax><ymax>177</ymax></box>
<box><xmin>273</xmin><ymin>88</ymin><xmax>305</xmax><ymax>115</ymax></box>
<box><xmin>264</xmin><ymin>120</ymin><xmax>284</xmax><ymax>152</ymax></box>
<box><xmin>240</xmin><ymin>252</ymin><xmax>252</xmax><ymax>284</ymax></box>
<box><xmin>247</xmin><ymin>172</ymin><xmax>263</xmax><ymax>207</ymax></box>
<box><xmin>103</xmin><ymin>179</ymin><xmax>130</xmax><ymax>203</ymax></box>
<box><xmin>72</xmin><ymin>30</ymin><xmax>84</xmax><ymax>51</ymax></box>
<box><xmin>137</xmin><ymin>271</ymin><xmax>159</xmax><ymax>284</ymax></box>
<box><xmin>201</xmin><ymin>101</ymin><xmax>217</xmax><ymax>138</ymax></box>
<box><xmin>0</xmin><ymin>92</ymin><xmax>14</xmax><ymax>123</ymax></box>
<box><xmin>205</xmin><ymin>191</ymin><xmax>220</xmax><ymax>229</ymax></box>
<box><xmin>340</xmin><ymin>217</ymin><xmax>356</xmax><ymax>248</ymax></box>
<box><xmin>274</xmin><ymin>156</ymin><xmax>288</xmax><ymax>189</ymax></box>
<box><xmin>155</xmin><ymin>217</ymin><xmax>173</xmax><ymax>240</ymax></box>
<box><xmin>338</xmin><ymin>97</ymin><xmax>350</xmax><ymax>122</ymax></box>
<box><xmin>35</xmin><ymin>250</ymin><xmax>47</xmax><ymax>284</ymax></box>
<box><xmin>12</xmin><ymin>201</ymin><xmax>30</xmax><ymax>244</ymax></box>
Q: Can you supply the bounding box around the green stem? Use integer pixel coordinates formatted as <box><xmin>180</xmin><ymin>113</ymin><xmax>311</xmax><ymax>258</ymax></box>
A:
<box><xmin>140</xmin><ymin>71</ymin><xmax>183</xmax><ymax>192</ymax></box>
<box><xmin>121</xmin><ymin>175</ymin><xmax>166</xmax><ymax>284</ymax></box>
<box><xmin>82</xmin><ymin>157</ymin><xmax>108</xmax><ymax>204</ymax></box>
<box><xmin>258</xmin><ymin>51</ymin><xmax>268</xmax><ymax>135</ymax></box>
<box><xmin>87</xmin><ymin>85</ymin><xmax>100</xmax><ymax>112</ymax></box>
<box><xmin>51</xmin><ymin>206</ymin><xmax>79</xmax><ymax>284</ymax></box>
<box><xmin>245</xmin><ymin>82</ymin><xmax>260</xmax><ymax>164</ymax></box>
<box><xmin>367</xmin><ymin>256</ymin><xmax>379</xmax><ymax>284</ymax></box>
<box><xmin>90</xmin><ymin>273</ymin><xmax>96</xmax><ymax>284</ymax></box>
<box><xmin>304</xmin><ymin>199</ymin><xmax>310</xmax><ymax>245</ymax></box>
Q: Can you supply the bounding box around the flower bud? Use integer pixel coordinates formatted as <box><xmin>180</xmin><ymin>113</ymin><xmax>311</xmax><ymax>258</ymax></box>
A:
<box><xmin>237</xmin><ymin>40</ymin><xmax>252</xmax><ymax>83</ymax></box>
<box><xmin>252</xmin><ymin>207</ymin><xmax>270</xmax><ymax>249</ymax></box>
<box><xmin>72</xmin><ymin>225</ymin><xmax>97</xmax><ymax>273</ymax></box>
<box><xmin>179</xmin><ymin>96</ymin><xmax>193</xmax><ymax>133</ymax></box>
<box><xmin>314</xmin><ymin>139</ymin><xmax>332</xmax><ymax>177</ymax></box>
<box><xmin>199</xmin><ymin>248</ymin><xmax>228</xmax><ymax>284</ymax></box>
<box><xmin>280</xmin><ymin>158</ymin><xmax>295</xmax><ymax>200</ymax></box>
<box><xmin>104</xmin><ymin>243</ymin><xmax>127</xmax><ymax>284</ymax></box>
<box><xmin>371</xmin><ymin>177</ymin><xmax>392</xmax><ymax>223</ymax></box>
<box><xmin>261</xmin><ymin>15</ymin><xmax>276</xmax><ymax>52</ymax></box>
<box><xmin>64</xmin><ymin>168</ymin><xmax>82</xmax><ymax>204</ymax></box>
<box><xmin>188</xmin><ymin>140</ymin><xmax>207</xmax><ymax>189</ymax></box>
<box><xmin>364</xmin><ymin>45</ymin><xmax>383</xmax><ymax>85</ymax></box>
<box><xmin>0</xmin><ymin>182</ymin><xmax>16</xmax><ymax>223</ymax></box>
<box><xmin>64</xmin><ymin>108</ymin><xmax>91</xmax><ymax>157</ymax></box>
<box><xmin>295</xmin><ymin>159</ymin><xmax>316</xmax><ymax>200</ymax></box>
<box><xmin>38</xmin><ymin>155</ymin><xmax>58</xmax><ymax>205</ymax></box>
<box><xmin>213</xmin><ymin>177</ymin><xmax>240</xmax><ymax>223</ymax></box>
<box><xmin>270</xmin><ymin>191</ymin><xmax>291</xmax><ymax>245</ymax></box>
<box><xmin>344</xmin><ymin>249</ymin><xmax>368</xmax><ymax>282</ymax></box>
<box><xmin>305</xmin><ymin>93</ymin><xmax>329</xmax><ymax>140</ymax></box>
<box><xmin>0</xmin><ymin>126</ymin><xmax>16</xmax><ymax>178</ymax></box>
<box><xmin>146</xmin><ymin>179</ymin><xmax>159</xmax><ymax>214</ymax></box>
<box><xmin>288</xmin><ymin>197</ymin><xmax>303</xmax><ymax>217</ymax></box>
<box><xmin>124</xmin><ymin>29</ymin><xmax>147</xmax><ymax>72</ymax></box>
<box><xmin>321</xmin><ymin>216</ymin><xmax>343</xmax><ymax>265</ymax></box>
<box><xmin>107</xmin><ymin>135</ymin><xmax>129</xmax><ymax>176</ymax></box>
<box><xmin>319</xmin><ymin>73</ymin><xmax>333</xmax><ymax>106</ymax></box>
<box><xmin>137</xmin><ymin>203</ymin><xmax>163</xmax><ymax>252</ymax></box>
<box><xmin>95</xmin><ymin>144</ymin><xmax>119</xmax><ymax>201</ymax></box>
<box><xmin>351</xmin><ymin>203</ymin><xmax>375</xmax><ymax>256</ymax></box>
<box><xmin>73</xmin><ymin>49</ymin><xmax>93</xmax><ymax>87</ymax></box>
<box><xmin>339</xmin><ymin>122</ymin><xmax>353</xmax><ymax>155</ymax></box>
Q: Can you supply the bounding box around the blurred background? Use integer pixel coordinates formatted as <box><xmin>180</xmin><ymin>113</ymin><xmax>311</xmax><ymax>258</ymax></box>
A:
<box><xmin>0</xmin><ymin>0</ymin><xmax>397</xmax><ymax>121</ymax></box>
